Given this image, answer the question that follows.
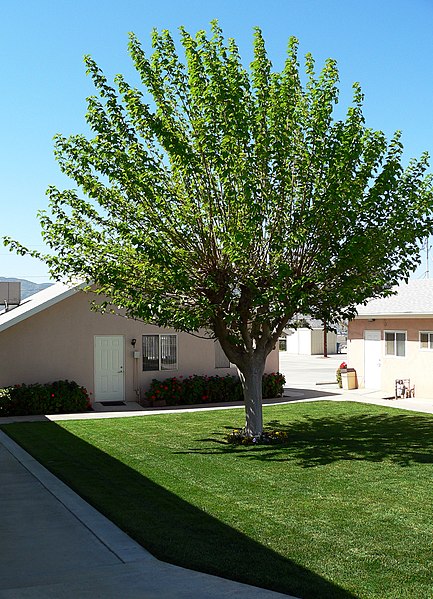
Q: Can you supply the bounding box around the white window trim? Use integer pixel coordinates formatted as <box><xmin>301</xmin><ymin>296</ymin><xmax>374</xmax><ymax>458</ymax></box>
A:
<box><xmin>419</xmin><ymin>331</ymin><xmax>433</xmax><ymax>351</ymax></box>
<box><xmin>142</xmin><ymin>334</ymin><xmax>178</xmax><ymax>371</ymax></box>
<box><xmin>384</xmin><ymin>330</ymin><xmax>406</xmax><ymax>358</ymax></box>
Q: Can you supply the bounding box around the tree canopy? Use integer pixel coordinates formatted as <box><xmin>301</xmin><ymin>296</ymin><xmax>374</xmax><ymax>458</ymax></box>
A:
<box><xmin>6</xmin><ymin>22</ymin><xmax>433</xmax><ymax>435</ymax></box>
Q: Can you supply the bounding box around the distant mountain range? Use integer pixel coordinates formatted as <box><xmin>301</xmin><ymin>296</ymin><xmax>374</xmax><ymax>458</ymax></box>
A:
<box><xmin>0</xmin><ymin>277</ymin><xmax>53</xmax><ymax>300</ymax></box>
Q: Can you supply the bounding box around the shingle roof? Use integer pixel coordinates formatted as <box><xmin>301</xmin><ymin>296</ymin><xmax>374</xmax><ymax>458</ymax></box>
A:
<box><xmin>0</xmin><ymin>282</ymin><xmax>84</xmax><ymax>333</ymax></box>
<box><xmin>356</xmin><ymin>279</ymin><xmax>433</xmax><ymax>318</ymax></box>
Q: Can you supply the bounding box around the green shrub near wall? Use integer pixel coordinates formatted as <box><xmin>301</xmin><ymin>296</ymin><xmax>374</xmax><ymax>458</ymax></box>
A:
<box><xmin>0</xmin><ymin>380</ymin><xmax>90</xmax><ymax>417</ymax></box>
<box><xmin>144</xmin><ymin>372</ymin><xmax>286</xmax><ymax>406</ymax></box>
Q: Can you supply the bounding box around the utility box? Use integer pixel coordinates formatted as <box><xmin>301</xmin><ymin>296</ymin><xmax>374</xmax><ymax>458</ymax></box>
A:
<box><xmin>0</xmin><ymin>282</ymin><xmax>21</xmax><ymax>310</ymax></box>
<box><xmin>341</xmin><ymin>368</ymin><xmax>357</xmax><ymax>390</ymax></box>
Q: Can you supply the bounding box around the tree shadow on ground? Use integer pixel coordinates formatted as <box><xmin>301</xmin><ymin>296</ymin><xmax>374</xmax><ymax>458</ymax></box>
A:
<box><xmin>1</xmin><ymin>421</ymin><xmax>356</xmax><ymax>599</ymax></box>
<box><xmin>192</xmin><ymin>409</ymin><xmax>433</xmax><ymax>468</ymax></box>
<box><xmin>281</xmin><ymin>387</ymin><xmax>340</xmax><ymax>401</ymax></box>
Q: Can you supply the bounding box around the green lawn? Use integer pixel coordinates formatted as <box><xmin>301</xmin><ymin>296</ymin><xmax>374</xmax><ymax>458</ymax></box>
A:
<box><xmin>2</xmin><ymin>401</ymin><xmax>433</xmax><ymax>599</ymax></box>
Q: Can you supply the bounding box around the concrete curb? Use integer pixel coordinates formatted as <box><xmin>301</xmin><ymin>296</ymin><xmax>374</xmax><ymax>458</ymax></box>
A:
<box><xmin>0</xmin><ymin>430</ymin><xmax>298</xmax><ymax>598</ymax></box>
<box><xmin>0</xmin><ymin>430</ymin><xmax>155</xmax><ymax>565</ymax></box>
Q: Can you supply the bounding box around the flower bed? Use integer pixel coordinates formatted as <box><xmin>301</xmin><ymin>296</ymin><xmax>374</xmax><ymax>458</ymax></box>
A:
<box><xmin>226</xmin><ymin>428</ymin><xmax>292</xmax><ymax>445</ymax></box>
<box><xmin>144</xmin><ymin>372</ymin><xmax>286</xmax><ymax>407</ymax></box>
<box><xmin>0</xmin><ymin>380</ymin><xmax>91</xmax><ymax>416</ymax></box>
<box><xmin>336</xmin><ymin>361</ymin><xmax>347</xmax><ymax>388</ymax></box>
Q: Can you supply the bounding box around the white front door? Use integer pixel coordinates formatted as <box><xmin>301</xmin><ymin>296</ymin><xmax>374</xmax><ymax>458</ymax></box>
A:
<box><xmin>364</xmin><ymin>330</ymin><xmax>381</xmax><ymax>389</ymax></box>
<box><xmin>94</xmin><ymin>336</ymin><xmax>125</xmax><ymax>402</ymax></box>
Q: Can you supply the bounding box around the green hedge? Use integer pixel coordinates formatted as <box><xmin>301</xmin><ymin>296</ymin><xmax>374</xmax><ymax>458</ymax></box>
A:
<box><xmin>144</xmin><ymin>372</ymin><xmax>286</xmax><ymax>406</ymax></box>
<box><xmin>0</xmin><ymin>380</ymin><xmax>91</xmax><ymax>417</ymax></box>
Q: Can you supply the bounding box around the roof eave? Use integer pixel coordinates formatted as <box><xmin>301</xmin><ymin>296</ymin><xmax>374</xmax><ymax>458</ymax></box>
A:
<box><xmin>355</xmin><ymin>313</ymin><xmax>433</xmax><ymax>320</ymax></box>
<box><xmin>0</xmin><ymin>282</ymin><xmax>86</xmax><ymax>333</ymax></box>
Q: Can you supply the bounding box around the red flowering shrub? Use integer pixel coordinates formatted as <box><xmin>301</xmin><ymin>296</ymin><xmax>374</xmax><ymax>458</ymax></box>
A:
<box><xmin>0</xmin><ymin>380</ymin><xmax>90</xmax><ymax>416</ymax></box>
<box><xmin>144</xmin><ymin>372</ymin><xmax>285</xmax><ymax>406</ymax></box>
<box><xmin>262</xmin><ymin>372</ymin><xmax>286</xmax><ymax>399</ymax></box>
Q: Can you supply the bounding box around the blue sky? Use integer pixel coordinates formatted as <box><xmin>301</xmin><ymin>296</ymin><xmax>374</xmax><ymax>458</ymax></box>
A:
<box><xmin>1</xmin><ymin>0</ymin><xmax>433</xmax><ymax>281</ymax></box>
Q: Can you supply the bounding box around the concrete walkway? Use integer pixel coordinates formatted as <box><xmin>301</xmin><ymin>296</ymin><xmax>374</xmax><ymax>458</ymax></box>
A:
<box><xmin>295</xmin><ymin>382</ymin><xmax>433</xmax><ymax>415</ymax></box>
<box><xmin>0</xmin><ymin>429</ymin><xmax>296</xmax><ymax>599</ymax></box>
<box><xmin>2</xmin><ymin>383</ymin><xmax>433</xmax><ymax>425</ymax></box>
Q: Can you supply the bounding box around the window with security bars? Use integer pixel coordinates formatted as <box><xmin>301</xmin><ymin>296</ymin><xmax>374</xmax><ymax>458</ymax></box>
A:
<box><xmin>420</xmin><ymin>331</ymin><xmax>433</xmax><ymax>350</ymax></box>
<box><xmin>385</xmin><ymin>331</ymin><xmax>406</xmax><ymax>357</ymax></box>
<box><xmin>142</xmin><ymin>334</ymin><xmax>177</xmax><ymax>371</ymax></box>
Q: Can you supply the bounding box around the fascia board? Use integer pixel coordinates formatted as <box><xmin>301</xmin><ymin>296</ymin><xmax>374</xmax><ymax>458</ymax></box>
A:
<box><xmin>355</xmin><ymin>313</ymin><xmax>433</xmax><ymax>320</ymax></box>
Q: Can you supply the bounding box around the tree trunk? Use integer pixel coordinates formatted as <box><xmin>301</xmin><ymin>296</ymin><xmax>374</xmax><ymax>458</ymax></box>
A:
<box><xmin>238</xmin><ymin>357</ymin><xmax>266</xmax><ymax>437</ymax></box>
<box><xmin>323</xmin><ymin>321</ymin><xmax>328</xmax><ymax>358</ymax></box>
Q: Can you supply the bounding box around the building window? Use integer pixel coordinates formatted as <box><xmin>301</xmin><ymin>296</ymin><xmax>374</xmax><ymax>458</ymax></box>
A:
<box><xmin>279</xmin><ymin>335</ymin><xmax>287</xmax><ymax>351</ymax></box>
<box><xmin>385</xmin><ymin>331</ymin><xmax>406</xmax><ymax>357</ymax></box>
<box><xmin>215</xmin><ymin>340</ymin><xmax>231</xmax><ymax>368</ymax></box>
<box><xmin>142</xmin><ymin>334</ymin><xmax>177</xmax><ymax>371</ymax></box>
<box><xmin>420</xmin><ymin>331</ymin><xmax>433</xmax><ymax>350</ymax></box>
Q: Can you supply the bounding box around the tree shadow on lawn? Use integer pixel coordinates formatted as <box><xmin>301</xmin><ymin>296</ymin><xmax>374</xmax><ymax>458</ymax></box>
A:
<box><xmin>1</xmin><ymin>421</ymin><xmax>356</xmax><ymax>599</ymax></box>
<box><xmin>194</xmin><ymin>409</ymin><xmax>433</xmax><ymax>468</ymax></box>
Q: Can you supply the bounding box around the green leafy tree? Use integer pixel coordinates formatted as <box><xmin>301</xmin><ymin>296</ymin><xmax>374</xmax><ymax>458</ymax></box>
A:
<box><xmin>6</xmin><ymin>22</ymin><xmax>433</xmax><ymax>436</ymax></box>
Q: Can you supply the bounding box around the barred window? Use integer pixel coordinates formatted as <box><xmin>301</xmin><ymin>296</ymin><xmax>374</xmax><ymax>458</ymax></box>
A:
<box><xmin>143</xmin><ymin>334</ymin><xmax>177</xmax><ymax>371</ymax></box>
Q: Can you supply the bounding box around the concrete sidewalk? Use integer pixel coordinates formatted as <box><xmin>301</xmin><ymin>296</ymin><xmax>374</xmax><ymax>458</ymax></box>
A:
<box><xmin>0</xmin><ymin>429</ymin><xmax>296</xmax><ymax>599</ymax></box>
<box><xmin>304</xmin><ymin>384</ymin><xmax>433</xmax><ymax>415</ymax></box>
<box><xmin>2</xmin><ymin>384</ymin><xmax>433</xmax><ymax>425</ymax></box>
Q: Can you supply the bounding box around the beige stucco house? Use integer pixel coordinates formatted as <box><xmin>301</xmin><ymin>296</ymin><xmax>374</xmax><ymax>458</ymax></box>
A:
<box><xmin>348</xmin><ymin>279</ymin><xmax>433</xmax><ymax>397</ymax></box>
<box><xmin>0</xmin><ymin>283</ymin><xmax>279</xmax><ymax>406</ymax></box>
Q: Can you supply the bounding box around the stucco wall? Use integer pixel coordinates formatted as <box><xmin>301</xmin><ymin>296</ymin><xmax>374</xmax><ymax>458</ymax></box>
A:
<box><xmin>348</xmin><ymin>317</ymin><xmax>433</xmax><ymax>397</ymax></box>
<box><xmin>0</xmin><ymin>290</ymin><xmax>279</xmax><ymax>403</ymax></box>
